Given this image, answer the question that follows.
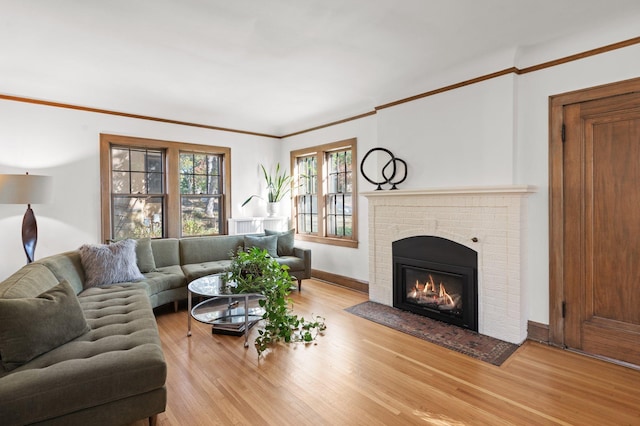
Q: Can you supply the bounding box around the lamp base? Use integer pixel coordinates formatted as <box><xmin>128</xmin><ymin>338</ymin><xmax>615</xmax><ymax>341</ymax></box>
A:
<box><xmin>22</xmin><ymin>204</ymin><xmax>37</xmax><ymax>264</ymax></box>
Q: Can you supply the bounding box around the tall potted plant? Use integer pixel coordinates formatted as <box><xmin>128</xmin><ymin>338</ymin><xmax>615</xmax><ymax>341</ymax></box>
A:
<box><xmin>242</xmin><ymin>163</ymin><xmax>293</xmax><ymax>216</ymax></box>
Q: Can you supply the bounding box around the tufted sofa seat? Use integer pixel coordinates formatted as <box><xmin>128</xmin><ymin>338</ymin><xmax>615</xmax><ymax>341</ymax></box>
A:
<box><xmin>0</xmin><ymin>262</ymin><xmax>166</xmax><ymax>426</ymax></box>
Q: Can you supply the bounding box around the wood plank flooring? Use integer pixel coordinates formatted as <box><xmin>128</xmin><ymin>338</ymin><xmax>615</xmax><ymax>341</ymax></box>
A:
<box><xmin>137</xmin><ymin>279</ymin><xmax>640</xmax><ymax>425</ymax></box>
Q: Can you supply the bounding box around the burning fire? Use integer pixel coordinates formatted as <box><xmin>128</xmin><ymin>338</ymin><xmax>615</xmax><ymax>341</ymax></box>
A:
<box><xmin>407</xmin><ymin>274</ymin><xmax>458</xmax><ymax>310</ymax></box>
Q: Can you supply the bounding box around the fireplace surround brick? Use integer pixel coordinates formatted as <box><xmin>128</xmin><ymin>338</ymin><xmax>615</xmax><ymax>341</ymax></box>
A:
<box><xmin>364</xmin><ymin>186</ymin><xmax>535</xmax><ymax>344</ymax></box>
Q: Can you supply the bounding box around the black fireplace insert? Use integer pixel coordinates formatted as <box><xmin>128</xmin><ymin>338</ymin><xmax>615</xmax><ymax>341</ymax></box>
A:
<box><xmin>393</xmin><ymin>236</ymin><xmax>478</xmax><ymax>331</ymax></box>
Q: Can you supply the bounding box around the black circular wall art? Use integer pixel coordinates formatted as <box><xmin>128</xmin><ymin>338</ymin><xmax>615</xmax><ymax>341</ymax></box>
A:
<box><xmin>360</xmin><ymin>147</ymin><xmax>407</xmax><ymax>190</ymax></box>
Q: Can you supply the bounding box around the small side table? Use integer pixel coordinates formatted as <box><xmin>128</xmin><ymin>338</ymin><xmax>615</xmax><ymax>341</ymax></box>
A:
<box><xmin>187</xmin><ymin>274</ymin><xmax>265</xmax><ymax>347</ymax></box>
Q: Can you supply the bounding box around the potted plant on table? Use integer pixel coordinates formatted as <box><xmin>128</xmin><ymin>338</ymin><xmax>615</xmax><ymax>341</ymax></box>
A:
<box><xmin>224</xmin><ymin>247</ymin><xmax>325</xmax><ymax>357</ymax></box>
<box><xmin>241</xmin><ymin>163</ymin><xmax>293</xmax><ymax>216</ymax></box>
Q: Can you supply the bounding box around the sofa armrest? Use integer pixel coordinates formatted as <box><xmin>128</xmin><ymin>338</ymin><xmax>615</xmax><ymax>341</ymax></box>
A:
<box><xmin>293</xmin><ymin>247</ymin><xmax>311</xmax><ymax>280</ymax></box>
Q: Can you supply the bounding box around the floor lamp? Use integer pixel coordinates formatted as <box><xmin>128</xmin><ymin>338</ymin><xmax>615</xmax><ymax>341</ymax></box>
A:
<box><xmin>0</xmin><ymin>173</ymin><xmax>53</xmax><ymax>263</ymax></box>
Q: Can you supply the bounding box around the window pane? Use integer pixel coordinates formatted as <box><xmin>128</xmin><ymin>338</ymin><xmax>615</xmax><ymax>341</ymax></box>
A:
<box><xmin>112</xmin><ymin>196</ymin><xmax>163</xmax><ymax>240</ymax></box>
<box><xmin>327</xmin><ymin>215</ymin><xmax>336</xmax><ymax>235</ymax></box>
<box><xmin>130</xmin><ymin>150</ymin><xmax>146</xmax><ymax>172</ymax></box>
<box><xmin>180</xmin><ymin>174</ymin><xmax>192</xmax><ymax>194</ymax></box>
<box><xmin>208</xmin><ymin>155</ymin><xmax>221</xmax><ymax>175</ymax></box>
<box><xmin>194</xmin><ymin>176</ymin><xmax>207</xmax><ymax>194</ymax></box>
<box><xmin>208</xmin><ymin>176</ymin><xmax>220</xmax><ymax>194</ymax></box>
<box><xmin>131</xmin><ymin>172</ymin><xmax>146</xmax><ymax>194</ymax></box>
<box><xmin>147</xmin><ymin>151</ymin><xmax>162</xmax><ymax>172</ymax></box>
<box><xmin>112</xmin><ymin>171</ymin><xmax>130</xmax><ymax>194</ymax></box>
<box><xmin>344</xmin><ymin>194</ymin><xmax>352</xmax><ymax>215</ymax></box>
<box><xmin>112</xmin><ymin>148</ymin><xmax>129</xmax><ymax>171</ymax></box>
<box><xmin>194</xmin><ymin>154</ymin><xmax>207</xmax><ymax>175</ymax></box>
<box><xmin>328</xmin><ymin>174</ymin><xmax>338</xmax><ymax>193</ymax></box>
<box><xmin>327</xmin><ymin>195</ymin><xmax>335</xmax><ymax>214</ymax></box>
<box><xmin>148</xmin><ymin>172</ymin><xmax>163</xmax><ymax>194</ymax></box>
<box><xmin>337</xmin><ymin>173</ymin><xmax>345</xmax><ymax>193</ymax></box>
<box><xmin>181</xmin><ymin>195</ymin><xmax>221</xmax><ymax>236</ymax></box>
<box><xmin>344</xmin><ymin>216</ymin><xmax>353</xmax><ymax>237</ymax></box>
<box><xmin>180</xmin><ymin>153</ymin><xmax>194</xmax><ymax>175</ymax></box>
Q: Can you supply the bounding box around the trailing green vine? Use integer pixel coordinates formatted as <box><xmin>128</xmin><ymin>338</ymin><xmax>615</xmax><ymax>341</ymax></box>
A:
<box><xmin>224</xmin><ymin>247</ymin><xmax>326</xmax><ymax>356</ymax></box>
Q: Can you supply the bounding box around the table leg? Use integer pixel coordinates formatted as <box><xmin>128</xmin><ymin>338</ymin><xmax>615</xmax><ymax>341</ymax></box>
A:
<box><xmin>244</xmin><ymin>294</ymin><xmax>250</xmax><ymax>348</ymax></box>
<box><xmin>187</xmin><ymin>289</ymin><xmax>192</xmax><ymax>337</ymax></box>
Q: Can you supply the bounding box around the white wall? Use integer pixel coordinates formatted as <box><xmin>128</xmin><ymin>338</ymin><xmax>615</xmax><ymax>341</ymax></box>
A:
<box><xmin>376</xmin><ymin>74</ymin><xmax>517</xmax><ymax>188</ymax></box>
<box><xmin>0</xmin><ymin>100</ymin><xmax>278</xmax><ymax>280</ymax></box>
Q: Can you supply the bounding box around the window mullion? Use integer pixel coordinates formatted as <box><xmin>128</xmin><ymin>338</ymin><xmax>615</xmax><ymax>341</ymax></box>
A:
<box><xmin>316</xmin><ymin>152</ymin><xmax>324</xmax><ymax>237</ymax></box>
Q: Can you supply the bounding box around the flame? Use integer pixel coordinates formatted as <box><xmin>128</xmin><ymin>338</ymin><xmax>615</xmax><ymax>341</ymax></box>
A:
<box><xmin>407</xmin><ymin>274</ymin><xmax>458</xmax><ymax>309</ymax></box>
<box><xmin>439</xmin><ymin>283</ymin><xmax>454</xmax><ymax>306</ymax></box>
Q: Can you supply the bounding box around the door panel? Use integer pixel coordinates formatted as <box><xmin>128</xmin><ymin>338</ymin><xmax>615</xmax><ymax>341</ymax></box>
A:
<box><xmin>591</xmin><ymin>116</ymin><xmax>640</xmax><ymax>325</ymax></box>
<box><xmin>563</xmin><ymin>93</ymin><xmax>640</xmax><ymax>365</ymax></box>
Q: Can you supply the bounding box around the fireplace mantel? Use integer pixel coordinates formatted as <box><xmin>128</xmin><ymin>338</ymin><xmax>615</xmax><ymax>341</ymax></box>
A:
<box><xmin>362</xmin><ymin>184</ymin><xmax>537</xmax><ymax>198</ymax></box>
<box><xmin>363</xmin><ymin>184</ymin><xmax>536</xmax><ymax>344</ymax></box>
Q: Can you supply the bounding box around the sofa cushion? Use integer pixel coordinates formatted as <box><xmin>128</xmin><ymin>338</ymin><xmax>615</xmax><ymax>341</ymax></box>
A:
<box><xmin>36</xmin><ymin>251</ymin><xmax>86</xmax><ymax>295</ymax></box>
<box><xmin>135</xmin><ymin>238</ymin><xmax>157</xmax><ymax>273</ymax></box>
<box><xmin>182</xmin><ymin>260</ymin><xmax>232</xmax><ymax>282</ymax></box>
<box><xmin>180</xmin><ymin>235</ymin><xmax>244</xmax><ymax>265</ymax></box>
<box><xmin>150</xmin><ymin>238</ymin><xmax>180</xmax><ymax>268</ymax></box>
<box><xmin>0</xmin><ymin>263</ymin><xmax>60</xmax><ymax>299</ymax></box>
<box><xmin>244</xmin><ymin>234</ymin><xmax>279</xmax><ymax>258</ymax></box>
<box><xmin>264</xmin><ymin>228</ymin><xmax>295</xmax><ymax>256</ymax></box>
<box><xmin>0</xmin><ymin>280</ymin><xmax>90</xmax><ymax>371</ymax></box>
<box><xmin>79</xmin><ymin>239</ymin><xmax>144</xmax><ymax>288</ymax></box>
<box><xmin>142</xmin><ymin>265</ymin><xmax>187</xmax><ymax>295</ymax></box>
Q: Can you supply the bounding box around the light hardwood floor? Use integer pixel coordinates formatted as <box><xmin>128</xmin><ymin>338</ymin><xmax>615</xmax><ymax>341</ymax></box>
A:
<box><xmin>138</xmin><ymin>279</ymin><xmax>640</xmax><ymax>425</ymax></box>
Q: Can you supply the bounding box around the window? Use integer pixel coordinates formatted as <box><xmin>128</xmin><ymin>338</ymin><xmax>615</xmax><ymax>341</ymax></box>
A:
<box><xmin>100</xmin><ymin>134</ymin><xmax>231</xmax><ymax>242</ymax></box>
<box><xmin>110</xmin><ymin>146</ymin><xmax>165</xmax><ymax>239</ymax></box>
<box><xmin>179</xmin><ymin>152</ymin><xmax>223</xmax><ymax>236</ymax></box>
<box><xmin>296</xmin><ymin>155</ymin><xmax>317</xmax><ymax>234</ymax></box>
<box><xmin>291</xmin><ymin>138</ymin><xmax>358</xmax><ymax>248</ymax></box>
<box><xmin>326</xmin><ymin>149</ymin><xmax>353</xmax><ymax>238</ymax></box>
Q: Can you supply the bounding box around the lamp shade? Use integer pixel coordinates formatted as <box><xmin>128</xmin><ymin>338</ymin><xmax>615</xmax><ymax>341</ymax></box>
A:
<box><xmin>0</xmin><ymin>174</ymin><xmax>53</xmax><ymax>205</ymax></box>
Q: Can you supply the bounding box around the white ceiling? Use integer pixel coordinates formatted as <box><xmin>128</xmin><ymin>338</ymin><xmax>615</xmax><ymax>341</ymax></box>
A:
<box><xmin>2</xmin><ymin>0</ymin><xmax>640</xmax><ymax>136</ymax></box>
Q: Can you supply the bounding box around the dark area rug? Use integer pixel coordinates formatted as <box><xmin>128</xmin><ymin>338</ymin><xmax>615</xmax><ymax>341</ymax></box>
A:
<box><xmin>345</xmin><ymin>301</ymin><xmax>519</xmax><ymax>366</ymax></box>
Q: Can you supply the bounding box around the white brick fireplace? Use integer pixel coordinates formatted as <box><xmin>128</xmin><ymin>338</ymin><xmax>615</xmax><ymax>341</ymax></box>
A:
<box><xmin>363</xmin><ymin>186</ymin><xmax>536</xmax><ymax>344</ymax></box>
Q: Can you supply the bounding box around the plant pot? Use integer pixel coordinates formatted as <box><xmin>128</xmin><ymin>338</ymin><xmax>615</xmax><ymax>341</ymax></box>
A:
<box><xmin>266</xmin><ymin>202</ymin><xmax>278</xmax><ymax>217</ymax></box>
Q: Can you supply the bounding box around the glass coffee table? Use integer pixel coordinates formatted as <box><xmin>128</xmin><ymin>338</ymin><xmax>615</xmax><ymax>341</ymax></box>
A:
<box><xmin>187</xmin><ymin>273</ymin><xmax>265</xmax><ymax>347</ymax></box>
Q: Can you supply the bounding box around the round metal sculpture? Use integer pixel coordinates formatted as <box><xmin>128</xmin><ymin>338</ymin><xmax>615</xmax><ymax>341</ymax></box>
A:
<box><xmin>360</xmin><ymin>147</ymin><xmax>407</xmax><ymax>190</ymax></box>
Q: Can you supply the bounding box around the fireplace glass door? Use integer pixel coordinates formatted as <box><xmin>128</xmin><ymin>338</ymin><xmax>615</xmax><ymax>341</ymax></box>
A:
<box><xmin>393</xmin><ymin>236</ymin><xmax>478</xmax><ymax>331</ymax></box>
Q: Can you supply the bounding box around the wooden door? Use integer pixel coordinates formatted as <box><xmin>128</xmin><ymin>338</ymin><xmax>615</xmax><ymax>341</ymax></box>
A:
<box><xmin>561</xmin><ymin>91</ymin><xmax>640</xmax><ymax>365</ymax></box>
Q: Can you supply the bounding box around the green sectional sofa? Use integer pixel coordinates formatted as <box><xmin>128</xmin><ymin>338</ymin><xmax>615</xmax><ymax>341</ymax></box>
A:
<box><xmin>0</xmin><ymin>233</ymin><xmax>310</xmax><ymax>425</ymax></box>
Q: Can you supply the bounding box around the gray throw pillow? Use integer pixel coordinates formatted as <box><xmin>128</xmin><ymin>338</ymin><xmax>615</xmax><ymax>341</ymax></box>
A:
<box><xmin>244</xmin><ymin>235</ymin><xmax>279</xmax><ymax>258</ymax></box>
<box><xmin>135</xmin><ymin>238</ymin><xmax>157</xmax><ymax>273</ymax></box>
<box><xmin>264</xmin><ymin>228</ymin><xmax>295</xmax><ymax>256</ymax></box>
<box><xmin>0</xmin><ymin>280</ymin><xmax>90</xmax><ymax>371</ymax></box>
<box><xmin>79</xmin><ymin>239</ymin><xmax>145</xmax><ymax>288</ymax></box>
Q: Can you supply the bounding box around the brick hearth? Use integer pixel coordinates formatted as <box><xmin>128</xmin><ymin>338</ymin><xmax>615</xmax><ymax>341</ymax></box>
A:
<box><xmin>363</xmin><ymin>186</ymin><xmax>536</xmax><ymax>344</ymax></box>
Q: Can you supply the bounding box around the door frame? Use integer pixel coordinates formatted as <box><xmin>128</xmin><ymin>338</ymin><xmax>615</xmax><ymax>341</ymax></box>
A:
<box><xmin>549</xmin><ymin>76</ymin><xmax>640</xmax><ymax>348</ymax></box>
